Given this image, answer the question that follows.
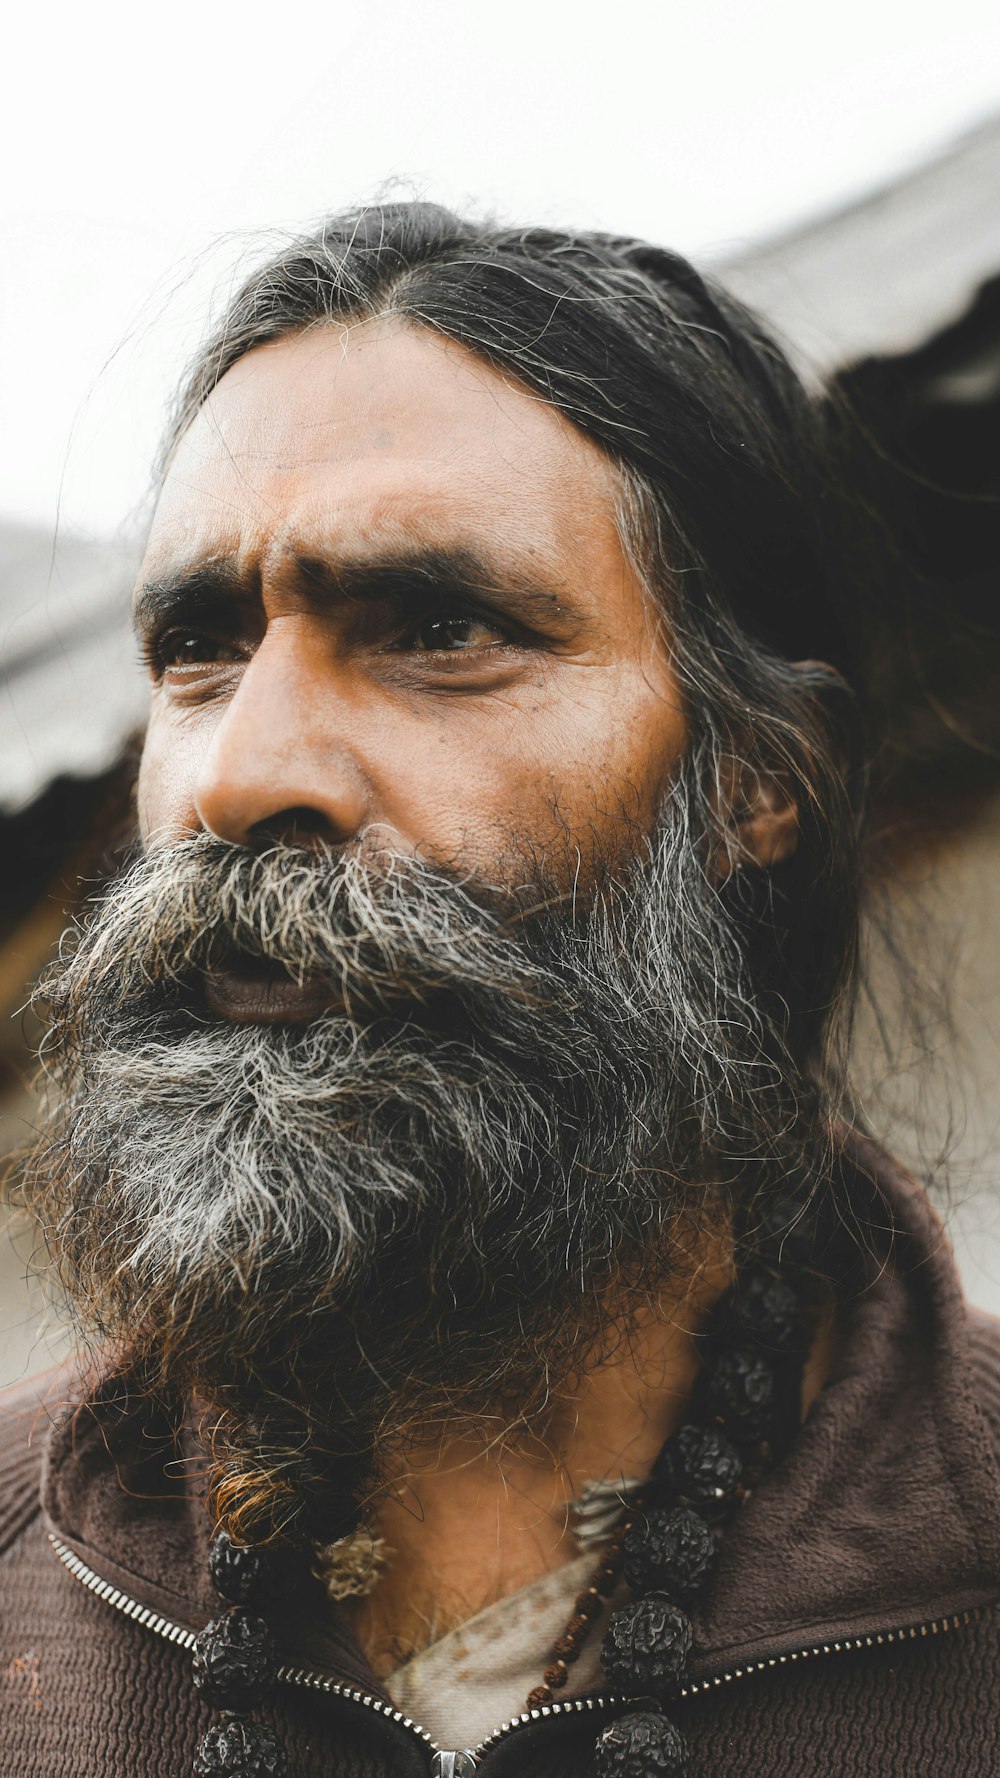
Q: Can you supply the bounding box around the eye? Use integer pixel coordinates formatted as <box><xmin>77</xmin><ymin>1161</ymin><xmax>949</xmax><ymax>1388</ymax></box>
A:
<box><xmin>147</xmin><ymin>631</ymin><xmax>244</xmax><ymax>674</ymax></box>
<box><xmin>408</xmin><ymin>612</ymin><xmax>507</xmax><ymax>652</ymax></box>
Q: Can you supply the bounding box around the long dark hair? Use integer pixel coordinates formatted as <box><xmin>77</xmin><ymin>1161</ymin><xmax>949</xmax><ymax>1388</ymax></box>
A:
<box><xmin>166</xmin><ymin>203</ymin><xmax>868</xmax><ymax>1099</ymax></box>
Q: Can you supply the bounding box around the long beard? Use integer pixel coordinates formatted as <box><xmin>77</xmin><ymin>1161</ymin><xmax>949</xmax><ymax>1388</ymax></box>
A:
<box><xmin>23</xmin><ymin>776</ymin><xmax>803</xmax><ymax>1543</ymax></box>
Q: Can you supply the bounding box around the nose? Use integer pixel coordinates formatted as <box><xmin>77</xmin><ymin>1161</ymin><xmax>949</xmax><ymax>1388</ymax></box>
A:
<box><xmin>193</xmin><ymin>629</ymin><xmax>370</xmax><ymax>848</ymax></box>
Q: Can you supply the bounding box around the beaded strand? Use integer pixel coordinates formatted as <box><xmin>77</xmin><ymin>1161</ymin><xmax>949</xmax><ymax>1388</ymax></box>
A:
<box><xmin>191</xmin><ymin>1534</ymin><xmax>285</xmax><ymax>1777</ymax></box>
<box><xmin>190</xmin><ymin>1190</ymin><xmax>833</xmax><ymax>1777</ymax></box>
<box><xmin>585</xmin><ymin>1199</ymin><xmax>829</xmax><ymax>1777</ymax></box>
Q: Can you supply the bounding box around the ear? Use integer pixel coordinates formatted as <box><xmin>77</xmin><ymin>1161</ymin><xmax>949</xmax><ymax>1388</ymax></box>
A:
<box><xmin>713</xmin><ymin>760</ymin><xmax>799</xmax><ymax>880</ymax></box>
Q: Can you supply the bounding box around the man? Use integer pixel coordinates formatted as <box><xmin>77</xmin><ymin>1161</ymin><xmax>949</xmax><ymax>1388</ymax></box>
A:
<box><xmin>2</xmin><ymin>204</ymin><xmax>999</xmax><ymax>1778</ymax></box>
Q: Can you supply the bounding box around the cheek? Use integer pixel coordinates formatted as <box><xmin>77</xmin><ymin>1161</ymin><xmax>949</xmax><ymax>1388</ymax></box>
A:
<box><xmin>515</xmin><ymin>670</ymin><xmax>685</xmax><ymax>834</ymax></box>
<box><xmin>136</xmin><ymin>707</ymin><xmax>202</xmax><ymax>843</ymax></box>
<box><xmin>403</xmin><ymin>682</ymin><xmax>684</xmax><ymax>888</ymax></box>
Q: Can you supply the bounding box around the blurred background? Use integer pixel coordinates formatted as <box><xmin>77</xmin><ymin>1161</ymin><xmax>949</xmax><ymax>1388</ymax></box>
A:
<box><xmin>2</xmin><ymin>0</ymin><xmax>1000</xmax><ymax>1383</ymax></box>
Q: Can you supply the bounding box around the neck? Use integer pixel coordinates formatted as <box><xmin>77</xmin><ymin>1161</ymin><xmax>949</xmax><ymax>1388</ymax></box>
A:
<box><xmin>349</xmin><ymin>1242</ymin><xmax>734</xmax><ymax>1677</ymax></box>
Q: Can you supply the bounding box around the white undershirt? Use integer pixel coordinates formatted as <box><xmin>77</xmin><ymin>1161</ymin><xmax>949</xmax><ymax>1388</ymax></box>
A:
<box><xmin>383</xmin><ymin>1550</ymin><xmax>624</xmax><ymax>1753</ymax></box>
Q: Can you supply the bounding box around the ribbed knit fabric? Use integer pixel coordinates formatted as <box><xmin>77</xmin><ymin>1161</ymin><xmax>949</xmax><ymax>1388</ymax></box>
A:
<box><xmin>968</xmin><ymin>1307</ymin><xmax>1000</xmax><ymax>1448</ymax></box>
<box><xmin>4</xmin><ymin>1138</ymin><xmax>1000</xmax><ymax>1776</ymax></box>
<box><xmin>0</xmin><ymin>1377</ymin><xmax>47</xmax><ymax>1553</ymax></box>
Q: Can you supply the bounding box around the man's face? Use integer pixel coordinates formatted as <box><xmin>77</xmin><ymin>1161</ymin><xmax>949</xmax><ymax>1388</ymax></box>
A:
<box><xmin>30</xmin><ymin>321</ymin><xmax>763</xmax><ymax>1546</ymax></box>
<box><xmin>136</xmin><ymin>320</ymin><xmax>685</xmax><ymax>899</ymax></box>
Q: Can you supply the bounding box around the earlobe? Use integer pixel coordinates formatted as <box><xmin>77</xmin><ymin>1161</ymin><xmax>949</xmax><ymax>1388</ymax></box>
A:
<box><xmin>713</xmin><ymin>766</ymin><xmax>800</xmax><ymax>879</ymax></box>
<box><xmin>735</xmin><ymin>791</ymin><xmax>799</xmax><ymax>867</ymax></box>
<box><xmin>712</xmin><ymin>656</ymin><xmax>850</xmax><ymax>879</ymax></box>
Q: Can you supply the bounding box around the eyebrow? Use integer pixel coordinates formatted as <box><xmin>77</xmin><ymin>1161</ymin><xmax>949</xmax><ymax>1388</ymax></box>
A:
<box><xmin>132</xmin><ymin>546</ymin><xmax>584</xmax><ymax>639</ymax></box>
<box><xmin>131</xmin><ymin>560</ymin><xmax>247</xmax><ymax>638</ymax></box>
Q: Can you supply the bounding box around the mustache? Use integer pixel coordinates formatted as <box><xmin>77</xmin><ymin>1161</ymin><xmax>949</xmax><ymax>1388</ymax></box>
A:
<box><xmin>51</xmin><ymin>833</ymin><xmax>571</xmax><ymax>1025</ymax></box>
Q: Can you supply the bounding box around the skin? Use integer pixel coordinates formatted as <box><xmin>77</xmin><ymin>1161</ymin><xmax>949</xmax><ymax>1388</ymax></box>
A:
<box><xmin>137</xmin><ymin>319</ymin><xmax>686</xmax><ymax>878</ymax></box>
<box><xmin>135</xmin><ymin>317</ymin><xmax>809</xmax><ymax>1665</ymax></box>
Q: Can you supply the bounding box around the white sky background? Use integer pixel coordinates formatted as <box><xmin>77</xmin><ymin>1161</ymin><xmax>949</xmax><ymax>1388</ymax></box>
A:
<box><xmin>1</xmin><ymin>0</ymin><xmax>999</xmax><ymax>540</ymax></box>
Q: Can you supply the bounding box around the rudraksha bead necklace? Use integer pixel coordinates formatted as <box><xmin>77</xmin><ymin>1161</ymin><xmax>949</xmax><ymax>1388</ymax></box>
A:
<box><xmin>191</xmin><ymin>1193</ymin><xmax>828</xmax><ymax>1778</ymax></box>
<box><xmin>192</xmin><ymin>1532</ymin><xmax>286</xmax><ymax>1776</ymax></box>
<box><xmin>584</xmin><ymin>1203</ymin><xmax>826</xmax><ymax>1777</ymax></box>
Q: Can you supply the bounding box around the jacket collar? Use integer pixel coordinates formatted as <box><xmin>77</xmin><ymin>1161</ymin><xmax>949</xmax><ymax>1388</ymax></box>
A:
<box><xmin>685</xmin><ymin>1128</ymin><xmax>1000</xmax><ymax>1672</ymax></box>
<box><xmin>40</xmin><ymin>1131</ymin><xmax>1000</xmax><ymax>1687</ymax></box>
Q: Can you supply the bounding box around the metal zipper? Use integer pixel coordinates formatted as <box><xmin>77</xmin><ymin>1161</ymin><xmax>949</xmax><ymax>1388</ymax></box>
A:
<box><xmin>47</xmin><ymin>1533</ymin><xmax>984</xmax><ymax>1769</ymax></box>
<box><xmin>450</xmin><ymin>1606</ymin><xmax>986</xmax><ymax>1762</ymax></box>
<box><xmin>48</xmin><ymin>1535</ymin><xmax>437</xmax><ymax>1754</ymax></box>
<box><xmin>674</xmin><ymin>1606</ymin><xmax>982</xmax><ymax>1699</ymax></box>
<box><xmin>49</xmin><ymin>1532</ymin><xmax>629</xmax><ymax>1767</ymax></box>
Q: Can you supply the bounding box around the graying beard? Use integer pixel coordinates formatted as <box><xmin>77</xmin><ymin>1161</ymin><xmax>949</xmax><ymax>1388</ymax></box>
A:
<box><xmin>23</xmin><ymin>775</ymin><xmax>802</xmax><ymax>1537</ymax></box>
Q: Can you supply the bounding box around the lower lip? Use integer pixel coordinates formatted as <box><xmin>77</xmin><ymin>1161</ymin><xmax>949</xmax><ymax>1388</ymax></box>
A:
<box><xmin>203</xmin><ymin>969</ymin><xmax>340</xmax><ymax>1025</ymax></box>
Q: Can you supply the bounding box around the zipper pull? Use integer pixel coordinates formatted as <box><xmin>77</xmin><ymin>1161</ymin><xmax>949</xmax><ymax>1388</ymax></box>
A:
<box><xmin>431</xmin><ymin>1756</ymin><xmax>479</xmax><ymax>1776</ymax></box>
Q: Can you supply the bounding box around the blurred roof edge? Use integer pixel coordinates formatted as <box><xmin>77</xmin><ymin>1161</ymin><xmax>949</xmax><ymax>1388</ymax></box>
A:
<box><xmin>712</xmin><ymin>112</ymin><xmax>1000</xmax><ymax>385</ymax></box>
<box><xmin>0</xmin><ymin>521</ymin><xmax>144</xmax><ymax>816</ymax></box>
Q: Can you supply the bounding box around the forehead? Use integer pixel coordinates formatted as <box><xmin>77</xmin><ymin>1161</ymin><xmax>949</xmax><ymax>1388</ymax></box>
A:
<box><xmin>146</xmin><ymin>320</ymin><xmax>629</xmax><ymax>584</ymax></box>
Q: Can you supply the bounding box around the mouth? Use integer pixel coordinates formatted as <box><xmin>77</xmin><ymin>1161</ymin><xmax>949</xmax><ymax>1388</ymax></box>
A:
<box><xmin>203</xmin><ymin>955</ymin><xmax>341</xmax><ymax>1025</ymax></box>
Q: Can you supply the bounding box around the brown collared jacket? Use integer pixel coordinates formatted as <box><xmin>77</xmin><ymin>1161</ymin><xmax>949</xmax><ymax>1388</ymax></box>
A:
<box><xmin>3</xmin><ymin>1133</ymin><xmax>1000</xmax><ymax>1776</ymax></box>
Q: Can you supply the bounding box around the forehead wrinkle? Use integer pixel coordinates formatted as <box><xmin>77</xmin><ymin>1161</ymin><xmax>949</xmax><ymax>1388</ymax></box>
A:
<box><xmin>246</xmin><ymin>495</ymin><xmax>578</xmax><ymax>596</ymax></box>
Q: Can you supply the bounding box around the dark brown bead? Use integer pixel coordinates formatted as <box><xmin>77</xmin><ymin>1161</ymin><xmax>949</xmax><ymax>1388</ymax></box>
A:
<box><xmin>575</xmin><ymin>1589</ymin><xmax>603</xmax><ymax>1619</ymax></box>
<box><xmin>191</xmin><ymin>1609</ymin><xmax>276</xmax><ymax>1712</ymax></box>
<box><xmin>208</xmin><ymin>1531</ymin><xmax>267</xmax><ymax>1607</ymax></box>
<box><xmin>622</xmin><ymin>1506</ymin><xmax>716</xmax><ymax>1599</ymax></box>
<box><xmin>194</xmin><ymin>1717</ymin><xmax>287</xmax><ymax>1777</ymax></box>
<box><xmin>760</xmin><ymin>1194</ymin><xmax>818</xmax><ymax>1267</ymax></box>
<box><xmin>526</xmin><ymin>1685</ymin><xmax>552</xmax><ymax>1709</ymax></box>
<box><xmin>593</xmin><ymin>1710</ymin><xmax>688</xmax><ymax>1776</ymax></box>
<box><xmin>543</xmin><ymin>1659</ymin><xmax>568</xmax><ymax>1688</ymax></box>
<box><xmin>654</xmin><ymin>1423</ymin><xmax>743</xmax><ymax>1514</ymax></box>
<box><xmin>602</xmin><ymin>1595</ymin><xmax>693</xmax><ymax>1694</ymax></box>
<box><xmin>566</xmin><ymin>1613</ymin><xmax>591</xmax><ymax>1638</ymax></box>
<box><xmin>695</xmin><ymin>1347</ymin><xmax>776</xmax><ymax>1440</ymax></box>
<box><xmin>553</xmin><ymin>1635</ymin><xmax>582</xmax><ymax>1661</ymax></box>
<box><xmin>597</xmin><ymin>1567</ymin><xmax>619</xmax><ymax>1597</ymax></box>
<box><xmin>732</xmin><ymin>1267</ymin><xmax>801</xmax><ymax>1350</ymax></box>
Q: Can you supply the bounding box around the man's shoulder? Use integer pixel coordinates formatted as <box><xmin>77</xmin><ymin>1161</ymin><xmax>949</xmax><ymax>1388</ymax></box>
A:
<box><xmin>965</xmin><ymin>1304</ymin><xmax>1000</xmax><ymax>1458</ymax></box>
<box><xmin>0</xmin><ymin>1361</ymin><xmax>77</xmax><ymax>1557</ymax></box>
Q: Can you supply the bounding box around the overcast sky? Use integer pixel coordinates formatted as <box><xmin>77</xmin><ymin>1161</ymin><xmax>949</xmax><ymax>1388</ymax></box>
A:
<box><xmin>2</xmin><ymin>0</ymin><xmax>998</xmax><ymax>538</ymax></box>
